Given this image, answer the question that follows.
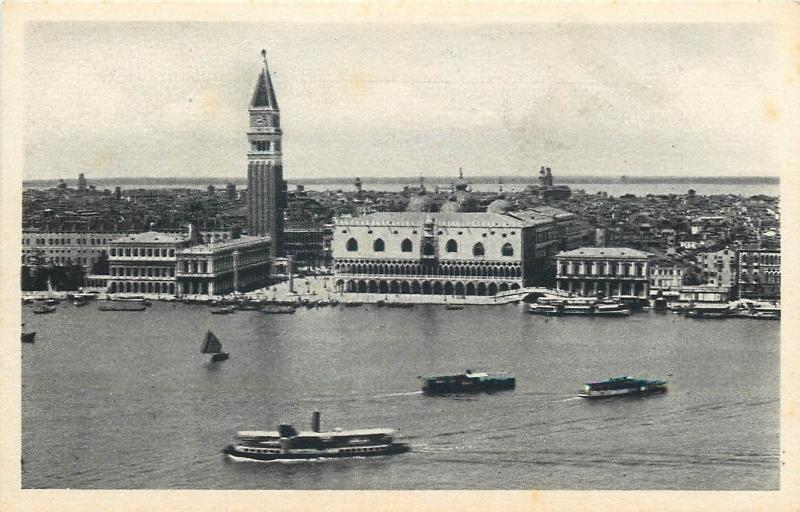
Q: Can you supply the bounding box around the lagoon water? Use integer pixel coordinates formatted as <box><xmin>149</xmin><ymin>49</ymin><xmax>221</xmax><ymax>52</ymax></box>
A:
<box><xmin>21</xmin><ymin>302</ymin><xmax>779</xmax><ymax>489</ymax></box>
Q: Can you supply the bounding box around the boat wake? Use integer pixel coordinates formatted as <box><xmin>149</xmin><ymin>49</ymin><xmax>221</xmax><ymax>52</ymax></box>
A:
<box><xmin>372</xmin><ymin>391</ymin><xmax>423</xmax><ymax>398</ymax></box>
<box><xmin>551</xmin><ymin>397</ymin><xmax>582</xmax><ymax>403</ymax></box>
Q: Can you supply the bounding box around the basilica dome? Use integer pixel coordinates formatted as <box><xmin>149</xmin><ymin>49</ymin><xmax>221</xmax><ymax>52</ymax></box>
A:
<box><xmin>486</xmin><ymin>195</ymin><xmax>512</xmax><ymax>214</ymax></box>
<box><xmin>406</xmin><ymin>190</ymin><xmax>437</xmax><ymax>212</ymax></box>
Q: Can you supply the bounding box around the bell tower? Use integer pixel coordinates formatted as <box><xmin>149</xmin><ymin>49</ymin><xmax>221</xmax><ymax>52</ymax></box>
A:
<box><xmin>247</xmin><ymin>49</ymin><xmax>285</xmax><ymax>257</ymax></box>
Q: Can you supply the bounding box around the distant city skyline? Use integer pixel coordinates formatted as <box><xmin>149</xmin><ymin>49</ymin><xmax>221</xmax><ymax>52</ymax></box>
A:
<box><xmin>24</xmin><ymin>22</ymin><xmax>781</xmax><ymax>181</ymax></box>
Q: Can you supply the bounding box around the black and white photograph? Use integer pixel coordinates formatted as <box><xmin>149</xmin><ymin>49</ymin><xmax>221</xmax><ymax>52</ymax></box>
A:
<box><xmin>2</xmin><ymin>2</ymin><xmax>798</xmax><ymax>511</ymax></box>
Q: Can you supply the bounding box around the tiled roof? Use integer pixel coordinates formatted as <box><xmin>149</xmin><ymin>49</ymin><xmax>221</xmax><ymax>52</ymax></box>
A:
<box><xmin>179</xmin><ymin>235</ymin><xmax>270</xmax><ymax>254</ymax></box>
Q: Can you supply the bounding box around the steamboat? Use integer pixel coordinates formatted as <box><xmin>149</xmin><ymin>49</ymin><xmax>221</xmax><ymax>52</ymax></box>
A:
<box><xmin>223</xmin><ymin>412</ymin><xmax>410</xmax><ymax>461</ymax></box>
<box><xmin>579</xmin><ymin>376</ymin><xmax>668</xmax><ymax>398</ymax></box>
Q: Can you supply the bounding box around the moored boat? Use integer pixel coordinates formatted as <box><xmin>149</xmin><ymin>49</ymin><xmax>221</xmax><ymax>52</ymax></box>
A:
<box><xmin>236</xmin><ymin>301</ymin><xmax>265</xmax><ymax>311</ymax></box>
<box><xmin>445</xmin><ymin>303</ymin><xmax>464</xmax><ymax>310</ymax></box>
<box><xmin>21</xmin><ymin>332</ymin><xmax>36</xmax><ymax>343</ymax></box>
<box><xmin>528</xmin><ymin>303</ymin><xmax>561</xmax><ymax>316</ymax></box>
<box><xmin>685</xmin><ymin>303</ymin><xmax>732</xmax><ymax>319</ymax></box>
<box><xmin>421</xmin><ymin>369</ymin><xmax>515</xmax><ymax>395</ymax></box>
<box><xmin>387</xmin><ymin>302</ymin><xmax>414</xmax><ymax>308</ymax></box>
<box><xmin>223</xmin><ymin>411</ymin><xmax>410</xmax><ymax>461</ymax></box>
<box><xmin>211</xmin><ymin>306</ymin><xmax>236</xmax><ymax>315</ymax></box>
<box><xmin>201</xmin><ymin>331</ymin><xmax>229</xmax><ymax>362</ymax></box>
<box><xmin>33</xmin><ymin>305</ymin><xmax>57</xmax><ymax>314</ymax></box>
<box><xmin>579</xmin><ymin>376</ymin><xmax>667</xmax><ymax>398</ymax></box>
<box><xmin>343</xmin><ymin>302</ymin><xmax>363</xmax><ymax>307</ymax></box>
<box><xmin>593</xmin><ymin>302</ymin><xmax>631</xmax><ymax>317</ymax></box>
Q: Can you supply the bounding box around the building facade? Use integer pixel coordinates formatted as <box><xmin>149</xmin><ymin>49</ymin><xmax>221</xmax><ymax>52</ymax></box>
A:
<box><xmin>332</xmin><ymin>212</ymin><xmax>560</xmax><ymax>296</ymax></box>
<box><xmin>22</xmin><ymin>231</ymin><xmax>122</xmax><ymax>270</ymax></box>
<box><xmin>246</xmin><ymin>50</ymin><xmax>285</xmax><ymax>258</ymax></box>
<box><xmin>284</xmin><ymin>224</ymin><xmax>333</xmax><ymax>268</ymax></box>
<box><xmin>107</xmin><ymin>231</ymin><xmax>188</xmax><ymax>294</ymax></box>
<box><xmin>175</xmin><ymin>236</ymin><xmax>271</xmax><ymax>295</ymax></box>
<box><xmin>649</xmin><ymin>258</ymin><xmax>686</xmax><ymax>292</ymax></box>
<box><xmin>555</xmin><ymin>247</ymin><xmax>652</xmax><ymax>298</ymax></box>
<box><xmin>737</xmin><ymin>247</ymin><xmax>780</xmax><ymax>299</ymax></box>
<box><xmin>698</xmin><ymin>248</ymin><xmax>737</xmax><ymax>288</ymax></box>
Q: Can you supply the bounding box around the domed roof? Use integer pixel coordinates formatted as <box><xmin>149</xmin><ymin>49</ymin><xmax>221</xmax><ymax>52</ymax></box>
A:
<box><xmin>486</xmin><ymin>196</ymin><xmax>512</xmax><ymax>214</ymax></box>
<box><xmin>440</xmin><ymin>196</ymin><xmax>464</xmax><ymax>213</ymax></box>
<box><xmin>406</xmin><ymin>190</ymin><xmax>437</xmax><ymax>212</ymax></box>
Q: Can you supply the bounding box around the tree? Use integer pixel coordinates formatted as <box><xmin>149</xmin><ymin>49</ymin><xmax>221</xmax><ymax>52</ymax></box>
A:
<box><xmin>92</xmin><ymin>251</ymin><xmax>110</xmax><ymax>275</ymax></box>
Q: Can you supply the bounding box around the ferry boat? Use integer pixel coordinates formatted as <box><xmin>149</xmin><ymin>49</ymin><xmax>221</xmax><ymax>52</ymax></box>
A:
<box><xmin>528</xmin><ymin>303</ymin><xmax>561</xmax><ymax>316</ymax></box>
<box><xmin>593</xmin><ymin>302</ymin><xmax>631</xmax><ymax>317</ymax></box>
<box><xmin>421</xmin><ymin>369</ymin><xmax>515</xmax><ymax>395</ymax></box>
<box><xmin>579</xmin><ymin>376</ymin><xmax>668</xmax><ymax>398</ymax></box>
<box><xmin>110</xmin><ymin>295</ymin><xmax>151</xmax><ymax>306</ymax></box>
<box><xmin>223</xmin><ymin>412</ymin><xmax>410</xmax><ymax>461</ymax></box>
<box><xmin>685</xmin><ymin>303</ymin><xmax>732</xmax><ymax>319</ymax></box>
<box><xmin>562</xmin><ymin>302</ymin><xmax>594</xmax><ymax>315</ymax></box>
<box><xmin>732</xmin><ymin>300</ymin><xmax>780</xmax><ymax>320</ymax></box>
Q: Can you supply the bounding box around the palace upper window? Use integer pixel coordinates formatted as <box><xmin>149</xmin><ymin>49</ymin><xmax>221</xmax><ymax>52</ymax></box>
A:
<box><xmin>446</xmin><ymin>239</ymin><xmax>458</xmax><ymax>253</ymax></box>
<box><xmin>373</xmin><ymin>239</ymin><xmax>385</xmax><ymax>252</ymax></box>
<box><xmin>346</xmin><ymin>238</ymin><xmax>358</xmax><ymax>252</ymax></box>
<box><xmin>501</xmin><ymin>243</ymin><xmax>514</xmax><ymax>257</ymax></box>
<box><xmin>473</xmin><ymin>243</ymin><xmax>484</xmax><ymax>257</ymax></box>
<box><xmin>401</xmin><ymin>239</ymin><xmax>413</xmax><ymax>252</ymax></box>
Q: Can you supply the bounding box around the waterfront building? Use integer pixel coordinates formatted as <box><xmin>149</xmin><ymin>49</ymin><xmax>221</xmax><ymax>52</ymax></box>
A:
<box><xmin>678</xmin><ymin>285</ymin><xmax>732</xmax><ymax>303</ymax></box>
<box><xmin>22</xmin><ymin>231</ymin><xmax>121</xmax><ymax>270</ymax></box>
<box><xmin>698</xmin><ymin>248</ymin><xmax>737</xmax><ymax>288</ymax></box>
<box><xmin>332</xmin><ymin>212</ymin><xmax>560</xmax><ymax>295</ymax></box>
<box><xmin>107</xmin><ymin>231</ymin><xmax>188</xmax><ymax>294</ymax></box>
<box><xmin>175</xmin><ymin>235</ymin><xmax>271</xmax><ymax>295</ymax></box>
<box><xmin>737</xmin><ymin>246</ymin><xmax>780</xmax><ymax>299</ymax></box>
<box><xmin>246</xmin><ymin>50</ymin><xmax>285</xmax><ymax>258</ymax></box>
<box><xmin>555</xmin><ymin>247</ymin><xmax>652</xmax><ymax>298</ymax></box>
<box><xmin>649</xmin><ymin>258</ymin><xmax>686</xmax><ymax>292</ymax></box>
<box><xmin>284</xmin><ymin>223</ymin><xmax>333</xmax><ymax>268</ymax></box>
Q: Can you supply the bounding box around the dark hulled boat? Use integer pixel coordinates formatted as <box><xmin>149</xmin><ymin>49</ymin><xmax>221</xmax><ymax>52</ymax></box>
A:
<box><xmin>261</xmin><ymin>305</ymin><xmax>296</xmax><ymax>314</ymax></box>
<box><xmin>223</xmin><ymin>412</ymin><xmax>410</xmax><ymax>461</ymax></box>
<box><xmin>33</xmin><ymin>305</ymin><xmax>57</xmax><ymax>314</ymax></box>
<box><xmin>421</xmin><ymin>369</ymin><xmax>515</xmax><ymax>395</ymax></box>
<box><xmin>201</xmin><ymin>331</ymin><xmax>229</xmax><ymax>362</ymax></box>
<box><xmin>211</xmin><ymin>306</ymin><xmax>236</xmax><ymax>315</ymax></box>
<box><xmin>21</xmin><ymin>332</ymin><xmax>36</xmax><ymax>343</ymax></box>
<box><xmin>579</xmin><ymin>376</ymin><xmax>667</xmax><ymax>398</ymax></box>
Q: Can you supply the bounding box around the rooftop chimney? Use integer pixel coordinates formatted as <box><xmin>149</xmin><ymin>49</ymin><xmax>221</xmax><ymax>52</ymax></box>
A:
<box><xmin>312</xmin><ymin>411</ymin><xmax>321</xmax><ymax>433</ymax></box>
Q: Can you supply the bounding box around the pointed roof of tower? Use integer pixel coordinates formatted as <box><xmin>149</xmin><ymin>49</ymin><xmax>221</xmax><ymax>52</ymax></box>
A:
<box><xmin>250</xmin><ymin>50</ymin><xmax>279</xmax><ymax>110</ymax></box>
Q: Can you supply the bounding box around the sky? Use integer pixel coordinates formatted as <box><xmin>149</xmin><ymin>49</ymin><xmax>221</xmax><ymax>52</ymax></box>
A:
<box><xmin>23</xmin><ymin>21</ymin><xmax>782</xmax><ymax>181</ymax></box>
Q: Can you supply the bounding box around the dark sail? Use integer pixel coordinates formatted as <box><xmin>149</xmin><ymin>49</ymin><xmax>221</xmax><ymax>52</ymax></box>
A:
<box><xmin>201</xmin><ymin>331</ymin><xmax>222</xmax><ymax>354</ymax></box>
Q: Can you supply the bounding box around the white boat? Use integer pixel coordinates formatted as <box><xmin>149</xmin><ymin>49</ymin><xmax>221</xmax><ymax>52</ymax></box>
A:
<box><xmin>593</xmin><ymin>302</ymin><xmax>631</xmax><ymax>317</ymax></box>
<box><xmin>529</xmin><ymin>303</ymin><xmax>561</xmax><ymax>316</ymax></box>
<box><xmin>223</xmin><ymin>412</ymin><xmax>410</xmax><ymax>461</ymax></box>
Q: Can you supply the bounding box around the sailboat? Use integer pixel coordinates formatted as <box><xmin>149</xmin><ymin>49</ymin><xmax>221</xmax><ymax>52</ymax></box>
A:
<box><xmin>201</xmin><ymin>331</ymin><xmax>229</xmax><ymax>362</ymax></box>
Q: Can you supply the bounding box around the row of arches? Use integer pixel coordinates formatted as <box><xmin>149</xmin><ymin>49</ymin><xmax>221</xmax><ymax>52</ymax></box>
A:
<box><xmin>109</xmin><ymin>281</ymin><xmax>175</xmax><ymax>294</ymax></box>
<box><xmin>345</xmin><ymin>238</ymin><xmax>514</xmax><ymax>257</ymax></box>
<box><xmin>336</xmin><ymin>279</ymin><xmax>522</xmax><ymax>296</ymax></box>
<box><xmin>334</xmin><ymin>261</ymin><xmax>523</xmax><ymax>279</ymax></box>
<box><xmin>740</xmin><ymin>271</ymin><xmax>780</xmax><ymax>284</ymax></box>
